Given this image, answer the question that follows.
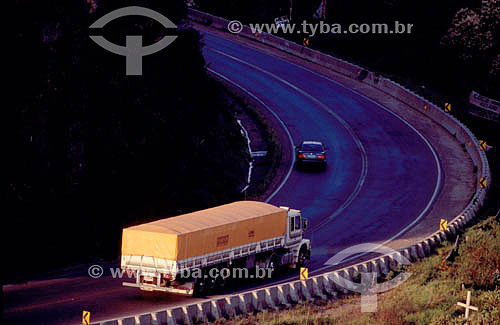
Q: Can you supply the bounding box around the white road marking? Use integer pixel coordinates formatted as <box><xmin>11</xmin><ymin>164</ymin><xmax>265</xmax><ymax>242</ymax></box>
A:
<box><xmin>236</xmin><ymin>119</ymin><xmax>253</xmax><ymax>191</ymax></box>
<box><xmin>206</xmin><ymin>67</ymin><xmax>296</xmax><ymax>202</ymax></box>
<box><xmin>90</xmin><ymin>29</ymin><xmax>445</xmax><ymax>325</ymax></box>
<box><xmin>207</xmin><ymin>47</ymin><xmax>368</xmax><ymax>218</ymax></box>
<box><xmin>277</xmin><ymin>56</ymin><xmax>442</xmax><ymax>272</ymax></box>
<box><xmin>206</xmin><ymin>36</ymin><xmax>441</xmax><ymax>276</ymax></box>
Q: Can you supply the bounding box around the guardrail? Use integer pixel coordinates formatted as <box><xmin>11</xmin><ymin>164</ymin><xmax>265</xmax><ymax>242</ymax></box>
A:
<box><xmin>92</xmin><ymin>10</ymin><xmax>490</xmax><ymax>325</ymax></box>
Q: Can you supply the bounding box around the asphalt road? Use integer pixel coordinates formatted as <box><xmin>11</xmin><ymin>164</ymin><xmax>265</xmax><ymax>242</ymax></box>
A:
<box><xmin>4</xmin><ymin>31</ymin><xmax>441</xmax><ymax>325</ymax></box>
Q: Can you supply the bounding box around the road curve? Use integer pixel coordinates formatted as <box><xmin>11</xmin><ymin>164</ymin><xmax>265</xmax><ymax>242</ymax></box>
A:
<box><xmin>3</xmin><ymin>31</ymin><xmax>441</xmax><ymax>325</ymax></box>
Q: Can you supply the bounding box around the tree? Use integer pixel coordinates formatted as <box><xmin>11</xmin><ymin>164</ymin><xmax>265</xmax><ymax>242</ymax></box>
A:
<box><xmin>442</xmin><ymin>0</ymin><xmax>500</xmax><ymax>80</ymax></box>
<box><xmin>8</xmin><ymin>0</ymin><xmax>247</xmax><ymax>280</ymax></box>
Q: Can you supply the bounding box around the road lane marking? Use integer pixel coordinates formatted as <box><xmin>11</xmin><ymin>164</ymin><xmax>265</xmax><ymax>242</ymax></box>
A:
<box><xmin>267</xmin><ymin>47</ymin><xmax>443</xmax><ymax>272</ymax></box>
<box><xmin>93</xmin><ymin>32</ymin><xmax>446</xmax><ymax>324</ymax></box>
<box><xmin>206</xmin><ymin>47</ymin><xmax>368</xmax><ymax>220</ymax></box>
<box><xmin>206</xmin><ymin>68</ymin><xmax>296</xmax><ymax>203</ymax></box>
<box><xmin>203</xmin><ymin>33</ymin><xmax>441</xmax><ymax>275</ymax></box>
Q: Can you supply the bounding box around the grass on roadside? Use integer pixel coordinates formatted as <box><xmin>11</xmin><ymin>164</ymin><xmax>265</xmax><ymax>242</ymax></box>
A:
<box><xmin>212</xmin><ymin>75</ymin><xmax>283</xmax><ymax>200</ymax></box>
<box><xmin>217</xmin><ymin>213</ymin><xmax>500</xmax><ymax>325</ymax></box>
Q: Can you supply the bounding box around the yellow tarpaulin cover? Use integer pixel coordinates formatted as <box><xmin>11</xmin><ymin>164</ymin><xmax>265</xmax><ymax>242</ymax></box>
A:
<box><xmin>122</xmin><ymin>201</ymin><xmax>287</xmax><ymax>261</ymax></box>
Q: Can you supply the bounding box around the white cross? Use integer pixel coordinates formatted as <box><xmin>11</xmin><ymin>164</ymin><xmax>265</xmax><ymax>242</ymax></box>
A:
<box><xmin>457</xmin><ymin>291</ymin><xmax>478</xmax><ymax>319</ymax></box>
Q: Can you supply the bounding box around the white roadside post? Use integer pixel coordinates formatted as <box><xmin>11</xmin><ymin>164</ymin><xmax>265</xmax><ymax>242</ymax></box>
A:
<box><xmin>457</xmin><ymin>290</ymin><xmax>478</xmax><ymax>319</ymax></box>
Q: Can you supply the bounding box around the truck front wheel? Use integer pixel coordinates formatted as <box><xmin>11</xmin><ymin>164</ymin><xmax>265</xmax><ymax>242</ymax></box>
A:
<box><xmin>297</xmin><ymin>247</ymin><xmax>307</xmax><ymax>269</ymax></box>
<box><xmin>193</xmin><ymin>277</ymin><xmax>207</xmax><ymax>297</ymax></box>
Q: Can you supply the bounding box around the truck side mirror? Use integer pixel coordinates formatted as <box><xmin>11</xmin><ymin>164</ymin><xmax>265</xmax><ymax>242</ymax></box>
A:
<box><xmin>303</xmin><ymin>219</ymin><xmax>308</xmax><ymax>230</ymax></box>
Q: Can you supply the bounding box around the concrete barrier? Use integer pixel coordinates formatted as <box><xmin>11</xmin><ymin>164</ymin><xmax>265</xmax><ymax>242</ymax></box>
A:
<box><xmin>91</xmin><ymin>10</ymin><xmax>490</xmax><ymax>325</ymax></box>
<box><xmin>187</xmin><ymin>8</ymin><xmax>490</xmax><ymax>187</ymax></box>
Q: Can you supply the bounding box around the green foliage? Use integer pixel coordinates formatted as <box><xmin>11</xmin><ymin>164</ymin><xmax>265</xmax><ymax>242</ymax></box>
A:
<box><xmin>453</xmin><ymin>217</ymin><xmax>500</xmax><ymax>290</ymax></box>
<box><xmin>224</xmin><ymin>215</ymin><xmax>500</xmax><ymax>324</ymax></box>
<box><xmin>8</xmin><ymin>1</ymin><xmax>248</xmax><ymax>280</ymax></box>
<box><xmin>441</xmin><ymin>0</ymin><xmax>500</xmax><ymax>77</ymax></box>
<box><xmin>197</xmin><ymin>0</ymin><xmax>499</xmax><ymax>100</ymax></box>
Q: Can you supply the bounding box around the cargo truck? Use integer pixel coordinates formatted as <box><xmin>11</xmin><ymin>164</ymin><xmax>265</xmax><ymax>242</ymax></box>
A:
<box><xmin>121</xmin><ymin>201</ymin><xmax>311</xmax><ymax>296</ymax></box>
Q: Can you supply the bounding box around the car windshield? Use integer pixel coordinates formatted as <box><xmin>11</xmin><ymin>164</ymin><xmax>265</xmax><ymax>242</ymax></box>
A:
<box><xmin>301</xmin><ymin>143</ymin><xmax>323</xmax><ymax>152</ymax></box>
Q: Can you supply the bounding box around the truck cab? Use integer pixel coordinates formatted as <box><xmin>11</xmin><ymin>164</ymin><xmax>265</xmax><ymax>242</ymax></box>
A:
<box><xmin>280</xmin><ymin>206</ymin><xmax>311</xmax><ymax>267</ymax></box>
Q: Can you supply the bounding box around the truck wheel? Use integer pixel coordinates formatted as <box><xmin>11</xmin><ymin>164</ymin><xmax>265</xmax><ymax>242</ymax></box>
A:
<box><xmin>207</xmin><ymin>276</ymin><xmax>217</xmax><ymax>291</ymax></box>
<box><xmin>216</xmin><ymin>271</ymin><xmax>229</xmax><ymax>289</ymax></box>
<box><xmin>267</xmin><ymin>255</ymin><xmax>279</xmax><ymax>278</ymax></box>
<box><xmin>193</xmin><ymin>278</ymin><xmax>207</xmax><ymax>297</ymax></box>
<box><xmin>297</xmin><ymin>248</ymin><xmax>307</xmax><ymax>269</ymax></box>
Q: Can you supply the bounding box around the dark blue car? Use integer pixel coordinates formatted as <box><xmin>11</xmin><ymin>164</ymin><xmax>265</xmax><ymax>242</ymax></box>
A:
<box><xmin>295</xmin><ymin>141</ymin><xmax>327</xmax><ymax>168</ymax></box>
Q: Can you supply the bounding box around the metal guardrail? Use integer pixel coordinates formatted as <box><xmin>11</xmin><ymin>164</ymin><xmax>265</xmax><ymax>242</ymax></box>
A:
<box><xmin>91</xmin><ymin>10</ymin><xmax>490</xmax><ymax>325</ymax></box>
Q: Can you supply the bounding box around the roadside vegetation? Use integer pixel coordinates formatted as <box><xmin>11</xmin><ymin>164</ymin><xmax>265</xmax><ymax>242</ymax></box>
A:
<box><xmin>196</xmin><ymin>0</ymin><xmax>499</xmax><ymax>99</ymax></box>
<box><xmin>214</xmin><ymin>79</ymin><xmax>283</xmax><ymax>200</ymax></box>
<box><xmin>194</xmin><ymin>0</ymin><xmax>500</xmax><ymax>182</ymax></box>
<box><xmin>8</xmin><ymin>1</ymin><xmax>251</xmax><ymax>281</ymax></box>
<box><xmin>190</xmin><ymin>6</ymin><xmax>500</xmax><ymax>323</ymax></box>
<box><xmin>221</xmin><ymin>212</ymin><xmax>500</xmax><ymax>324</ymax></box>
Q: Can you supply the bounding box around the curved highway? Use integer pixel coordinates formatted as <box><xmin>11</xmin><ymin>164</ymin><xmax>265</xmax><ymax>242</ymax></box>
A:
<box><xmin>202</xmin><ymin>32</ymin><xmax>440</xmax><ymax>268</ymax></box>
<box><xmin>4</xmin><ymin>30</ymin><xmax>441</xmax><ymax>324</ymax></box>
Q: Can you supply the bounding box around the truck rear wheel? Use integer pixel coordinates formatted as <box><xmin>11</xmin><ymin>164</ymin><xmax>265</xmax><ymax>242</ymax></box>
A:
<box><xmin>267</xmin><ymin>254</ymin><xmax>279</xmax><ymax>278</ymax></box>
<box><xmin>216</xmin><ymin>272</ymin><xmax>229</xmax><ymax>289</ymax></box>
